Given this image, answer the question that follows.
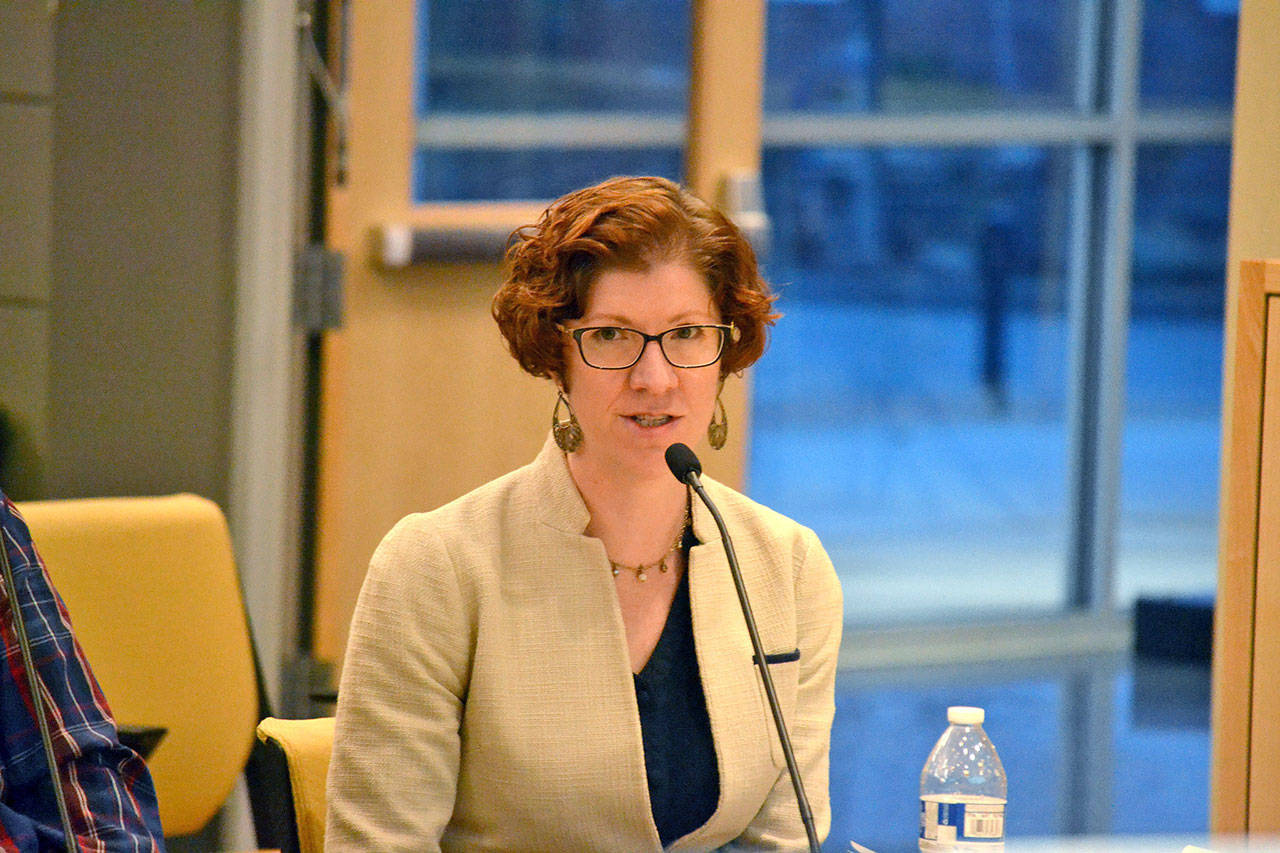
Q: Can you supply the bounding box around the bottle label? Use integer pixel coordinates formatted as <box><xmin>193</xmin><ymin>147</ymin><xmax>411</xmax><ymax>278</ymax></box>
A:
<box><xmin>919</xmin><ymin>796</ymin><xmax>1005</xmax><ymax>844</ymax></box>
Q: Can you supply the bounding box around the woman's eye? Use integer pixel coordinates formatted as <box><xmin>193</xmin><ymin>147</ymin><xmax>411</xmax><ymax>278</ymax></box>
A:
<box><xmin>672</xmin><ymin>326</ymin><xmax>699</xmax><ymax>340</ymax></box>
<box><xmin>589</xmin><ymin>327</ymin><xmax>623</xmax><ymax>343</ymax></box>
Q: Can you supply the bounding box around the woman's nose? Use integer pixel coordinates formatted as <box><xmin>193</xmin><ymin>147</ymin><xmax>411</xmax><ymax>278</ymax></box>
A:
<box><xmin>628</xmin><ymin>339</ymin><xmax>678</xmax><ymax>392</ymax></box>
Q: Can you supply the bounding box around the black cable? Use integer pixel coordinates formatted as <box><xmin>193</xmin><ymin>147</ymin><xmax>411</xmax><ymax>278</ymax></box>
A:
<box><xmin>1</xmin><ymin>527</ymin><xmax>79</xmax><ymax>853</ymax></box>
<box><xmin>665</xmin><ymin>443</ymin><xmax>821</xmax><ymax>853</ymax></box>
<box><xmin>688</xmin><ymin>476</ymin><xmax>822</xmax><ymax>853</ymax></box>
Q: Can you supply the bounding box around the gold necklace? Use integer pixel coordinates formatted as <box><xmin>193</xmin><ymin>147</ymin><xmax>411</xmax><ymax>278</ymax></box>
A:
<box><xmin>608</xmin><ymin>512</ymin><xmax>690</xmax><ymax>582</ymax></box>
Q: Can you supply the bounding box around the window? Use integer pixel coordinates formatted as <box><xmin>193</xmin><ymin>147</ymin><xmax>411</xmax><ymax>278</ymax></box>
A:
<box><xmin>412</xmin><ymin>0</ymin><xmax>690</xmax><ymax>201</ymax></box>
<box><xmin>754</xmin><ymin>144</ymin><xmax>1075</xmax><ymax>619</ymax></box>
<box><xmin>754</xmin><ymin>0</ymin><xmax>1235</xmax><ymax>623</ymax></box>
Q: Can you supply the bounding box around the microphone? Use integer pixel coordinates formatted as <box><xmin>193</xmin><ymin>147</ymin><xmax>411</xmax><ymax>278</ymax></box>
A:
<box><xmin>664</xmin><ymin>443</ymin><xmax>821</xmax><ymax>853</ymax></box>
<box><xmin>663</xmin><ymin>441</ymin><xmax>702</xmax><ymax>484</ymax></box>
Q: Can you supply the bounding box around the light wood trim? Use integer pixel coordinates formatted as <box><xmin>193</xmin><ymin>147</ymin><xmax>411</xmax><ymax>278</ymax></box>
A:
<box><xmin>686</xmin><ymin>0</ymin><xmax>764</xmax><ymax>199</ymax></box>
<box><xmin>391</xmin><ymin>201</ymin><xmax>549</xmax><ymax>231</ymax></box>
<box><xmin>1214</xmin><ymin>0</ymin><xmax>1280</xmax><ymax>830</ymax></box>
<box><xmin>686</xmin><ymin>0</ymin><xmax>765</xmax><ymax>490</ymax></box>
<box><xmin>1250</xmin><ymin>290</ymin><xmax>1280</xmax><ymax>827</ymax></box>
<box><xmin>1213</xmin><ymin>260</ymin><xmax>1280</xmax><ymax>831</ymax></box>
<box><xmin>317</xmin><ymin>0</ymin><xmax>552</xmax><ymax>663</ymax></box>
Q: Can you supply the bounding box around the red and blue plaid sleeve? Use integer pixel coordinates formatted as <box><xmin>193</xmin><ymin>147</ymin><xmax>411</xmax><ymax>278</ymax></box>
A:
<box><xmin>0</xmin><ymin>493</ymin><xmax>166</xmax><ymax>852</ymax></box>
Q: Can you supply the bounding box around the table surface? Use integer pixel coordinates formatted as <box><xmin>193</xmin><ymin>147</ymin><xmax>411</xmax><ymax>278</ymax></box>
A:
<box><xmin>848</xmin><ymin>837</ymin><xmax>1280</xmax><ymax>852</ymax></box>
<box><xmin>1008</xmin><ymin>837</ymin><xmax>1280</xmax><ymax>852</ymax></box>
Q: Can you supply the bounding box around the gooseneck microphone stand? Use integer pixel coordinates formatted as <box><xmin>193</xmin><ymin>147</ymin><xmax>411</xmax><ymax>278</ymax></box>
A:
<box><xmin>665</xmin><ymin>443</ymin><xmax>821</xmax><ymax>853</ymax></box>
<box><xmin>0</xmin><ymin>527</ymin><xmax>79</xmax><ymax>853</ymax></box>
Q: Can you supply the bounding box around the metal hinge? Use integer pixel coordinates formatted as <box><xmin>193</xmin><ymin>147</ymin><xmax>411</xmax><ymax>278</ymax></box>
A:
<box><xmin>298</xmin><ymin>2</ymin><xmax>349</xmax><ymax>185</ymax></box>
<box><xmin>294</xmin><ymin>244</ymin><xmax>344</xmax><ymax>332</ymax></box>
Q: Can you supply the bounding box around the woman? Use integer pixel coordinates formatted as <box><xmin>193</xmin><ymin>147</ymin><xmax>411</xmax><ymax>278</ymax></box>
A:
<box><xmin>325</xmin><ymin>176</ymin><xmax>843</xmax><ymax>851</ymax></box>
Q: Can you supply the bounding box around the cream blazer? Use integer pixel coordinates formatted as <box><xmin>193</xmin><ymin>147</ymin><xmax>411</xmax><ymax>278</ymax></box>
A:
<box><xmin>325</xmin><ymin>437</ymin><xmax>843</xmax><ymax>852</ymax></box>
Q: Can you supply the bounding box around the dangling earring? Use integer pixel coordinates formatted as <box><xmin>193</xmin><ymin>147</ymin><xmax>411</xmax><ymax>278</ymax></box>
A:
<box><xmin>552</xmin><ymin>390</ymin><xmax>584</xmax><ymax>453</ymax></box>
<box><xmin>707</xmin><ymin>392</ymin><xmax>728</xmax><ymax>450</ymax></box>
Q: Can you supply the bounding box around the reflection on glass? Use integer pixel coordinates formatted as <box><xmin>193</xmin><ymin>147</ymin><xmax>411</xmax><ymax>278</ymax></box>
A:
<box><xmin>412</xmin><ymin>0</ymin><xmax>689</xmax><ymax>201</ymax></box>
<box><xmin>1139</xmin><ymin>0</ymin><xmax>1238</xmax><ymax>109</ymax></box>
<box><xmin>752</xmin><ymin>146</ymin><xmax>1074</xmax><ymax>623</ymax></box>
<box><xmin>415</xmin><ymin>0</ymin><xmax>689</xmax><ymax>114</ymax></box>
<box><xmin>1116</xmin><ymin>144</ymin><xmax>1228</xmax><ymax>605</ymax></box>
<box><xmin>829</xmin><ymin>653</ymin><xmax>1208</xmax><ymax>851</ymax></box>
<box><xmin>765</xmin><ymin>0</ymin><xmax>1082</xmax><ymax>113</ymax></box>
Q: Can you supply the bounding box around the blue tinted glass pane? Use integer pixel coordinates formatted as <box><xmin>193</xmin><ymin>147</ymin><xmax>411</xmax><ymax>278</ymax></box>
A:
<box><xmin>413</xmin><ymin>1</ymin><xmax>689</xmax><ymax>201</ymax></box>
<box><xmin>413</xmin><ymin>148</ymin><xmax>683</xmax><ymax>202</ymax></box>
<box><xmin>417</xmin><ymin>1</ymin><xmax>689</xmax><ymax>114</ymax></box>
<box><xmin>765</xmin><ymin>0</ymin><xmax>1081</xmax><ymax>113</ymax></box>
<box><xmin>829</xmin><ymin>656</ymin><xmax>1208</xmax><ymax>848</ymax></box>
<box><xmin>754</xmin><ymin>145</ymin><xmax>1074</xmax><ymax>623</ymax></box>
<box><xmin>1140</xmin><ymin>0</ymin><xmax>1238</xmax><ymax>108</ymax></box>
<box><xmin>1117</xmin><ymin>144</ymin><xmax>1228</xmax><ymax>605</ymax></box>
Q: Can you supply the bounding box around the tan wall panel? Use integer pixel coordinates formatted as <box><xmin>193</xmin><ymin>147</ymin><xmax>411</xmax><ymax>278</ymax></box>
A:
<box><xmin>1225</xmin><ymin>0</ymin><xmax>1280</xmax><ymax>295</ymax></box>
<box><xmin>315</xmin><ymin>260</ymin><xmax>551</xmax><ymax>661</ymax></box>
<box><xmin>1214</xmin><ymin>0</ymin><xmax>1280</xmax><ymax>830</ymax></box>
<box><xmin>1250</xmin><ymin>293</ymin><xmax>1280</xmax><ymax>827</ymax></box>
<box><xmin>0</xmin><ymin>1</ymin><xmax>54</xmax><ymax>97</ymax></box>
<box><xmin>48</xmin><ymin>2</ymin><xmax>238</xmax><ymax>502</ymax></box>
<box><xmin>685</xmin><ymin>0</ymin><xmax>765</xmax><ymax>490</ymax></box>
<box><xmin>0</xmin><ymin>0</ymin><xmax>52</xmax><ymax>501</ymax></box>
<box><xmin>0</xmin><ymin>103</ymin><xmax>52</xmax><ymax>303</ymax></box>
<box><xmin>1213</xmin><ymin>261</ymin><xmax>1270</xmax><ymax>831</ymax></box>
<box><xmin>314</xmin><ymin>0</ymin><xmax>549</xmax><ymax>661</ymax></box>
<box><xmin>0</xmin><ymin>303</ymin><xmax>49</xmax><ymax>498</ymax></box>
<box><xmin>686</xmin><ymin>0</ymin><xmax>764</xmax><ymax>198</ymax></box>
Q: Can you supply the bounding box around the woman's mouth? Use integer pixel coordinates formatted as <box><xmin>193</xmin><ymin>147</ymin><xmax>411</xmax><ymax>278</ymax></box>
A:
<box><xmin>631</xmin><ymin>414</ymin><xmax>673</xmax><ymax>427</ymax></box>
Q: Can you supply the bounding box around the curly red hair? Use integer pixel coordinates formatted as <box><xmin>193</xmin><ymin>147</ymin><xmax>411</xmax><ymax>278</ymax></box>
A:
<box><xmin>492</xmin><ymin>175</ymin><xmax>778</xmax><ymax>382</ymax></box>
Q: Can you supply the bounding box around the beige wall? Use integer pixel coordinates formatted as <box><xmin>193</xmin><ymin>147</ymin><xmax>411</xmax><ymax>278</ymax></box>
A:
<box><xmin>0</xmin><ymin>2</ymin><xmax>55</xmax><ymax>498</ymax></box>
<box><xmin>0</xmin><ymin>2</ymin><xmax>241</xmax><ymax>504</ymax></box>
<box><xmin>1225</xmin><ymin>1</ymin><xmax>1280</xmax><ymax>320</ymax></box>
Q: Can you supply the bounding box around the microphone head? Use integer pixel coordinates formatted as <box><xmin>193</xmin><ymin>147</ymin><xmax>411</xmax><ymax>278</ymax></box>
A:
<box><xmin>665</xmin><ymin>443</ymin><xmax>702</xmax><ymax>484</ymax></box>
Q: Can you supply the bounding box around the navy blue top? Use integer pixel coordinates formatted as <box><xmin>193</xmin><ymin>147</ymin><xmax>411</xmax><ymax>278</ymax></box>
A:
<box><xmin>634</xmin><ymin>545</ymin><xmax>720</xmax><ymax>847</ymax></box>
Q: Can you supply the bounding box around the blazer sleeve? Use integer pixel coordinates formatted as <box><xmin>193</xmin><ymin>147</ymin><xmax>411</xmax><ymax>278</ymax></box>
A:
<box><xmin>325</xmin><ymin>516</ymin><xmax>474</xmax><ymax>852</ymax></box>
<box><xmin>735</xmin><ymin>527</ymin><xmax>843</xmax><ymax>850</ymax></box>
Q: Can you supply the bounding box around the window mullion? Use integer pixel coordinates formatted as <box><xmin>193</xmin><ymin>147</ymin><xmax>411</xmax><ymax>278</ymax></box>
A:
<box><xmin>1066</xmin><ymin>0</ymin><xmax>1143</xmax><ymax>611</ymax></box>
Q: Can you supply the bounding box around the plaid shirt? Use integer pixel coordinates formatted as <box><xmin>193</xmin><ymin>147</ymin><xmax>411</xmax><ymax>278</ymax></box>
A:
<box><xmin>0</xmin><ymin>493</ymin><xmax>165</xmax><ymax>852</ymax></box>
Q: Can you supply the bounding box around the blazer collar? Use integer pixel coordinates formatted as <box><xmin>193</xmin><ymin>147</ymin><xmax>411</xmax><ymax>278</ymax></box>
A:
<box><xmin>525</xmin><ymin>434</ymin><xmax>725</xmax><ymax>547</ymax></box>
<box><xmin>525</xmin><ymin>433</ymin><xmax>592</xmax><ymax>534</ymax></box>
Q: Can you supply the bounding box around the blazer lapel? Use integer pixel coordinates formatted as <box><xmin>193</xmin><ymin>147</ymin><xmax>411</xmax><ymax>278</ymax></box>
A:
<box><xmin>682</xmin><ymin>490</ymin><xmax>782</xmax><ymax>844</ymax></box>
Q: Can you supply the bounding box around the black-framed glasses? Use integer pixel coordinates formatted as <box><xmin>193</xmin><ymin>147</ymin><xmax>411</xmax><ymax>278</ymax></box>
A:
<box><xmin>563</xmin><ymin>323</ymin><xmax>734</xmax><ymax>369</ymax></box>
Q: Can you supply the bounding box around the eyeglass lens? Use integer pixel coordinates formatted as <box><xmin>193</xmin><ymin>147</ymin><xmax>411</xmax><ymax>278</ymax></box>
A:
<box><xmin>578</xmin><ymin>326</ymin><xmax>726</xmax><ymax>368</ymax></box>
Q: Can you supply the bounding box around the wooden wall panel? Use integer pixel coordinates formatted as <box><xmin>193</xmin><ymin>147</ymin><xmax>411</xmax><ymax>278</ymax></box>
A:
<box><xmin>1249</xmin><ymin>293</ymin><xmax>1280</xmax><ymax>826</ymax></box>
<box><xmin>314</xmin><ymin>0</ymin><xmax>566</xmax><ymax>663</ymax></box>
<box><xmin>1214</xmin><ymin>0</ymin><xmax>1280</xmax><ymax>830</ymax></box>
<box><xmin>1214</xmin><ymin>260</ymin><xmax>1280</xmax><ymax>831</ymax></box>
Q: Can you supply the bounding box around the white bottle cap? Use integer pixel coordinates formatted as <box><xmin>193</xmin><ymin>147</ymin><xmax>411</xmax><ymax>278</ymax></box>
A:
<box><xmin>947</xmin><ymin>706</ymin><xmax>985</xmax><ymax>725</ymax></box>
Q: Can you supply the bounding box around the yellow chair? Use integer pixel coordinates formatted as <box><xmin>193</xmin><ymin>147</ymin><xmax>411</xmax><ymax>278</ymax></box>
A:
<box><xmin>254</xmin><ymin>717</ymin><xmax>335</xmax><ymax>853</ymax></box>
<box><xmin>16</xmin><ymin>493</ymin><xmax>260</xmax><ymax>838</ymax></box>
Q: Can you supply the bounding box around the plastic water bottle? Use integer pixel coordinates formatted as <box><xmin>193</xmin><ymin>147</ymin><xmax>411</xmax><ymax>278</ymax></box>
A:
<box><xmin>919</xmin><ymin>706</ymin><xmax>1007</xmax><ymax>851</ymax></box>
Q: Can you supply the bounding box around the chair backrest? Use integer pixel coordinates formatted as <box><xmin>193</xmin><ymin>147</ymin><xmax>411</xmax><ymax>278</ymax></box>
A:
<box><xmin>16</xmin><ymin>493</ymin><xmax>260</xmax><ymax>837</ymax></box>
<box><xmin>255</xmin><ymin>717</ymin><xmax>336</xmax><ymax>853</ymax></box>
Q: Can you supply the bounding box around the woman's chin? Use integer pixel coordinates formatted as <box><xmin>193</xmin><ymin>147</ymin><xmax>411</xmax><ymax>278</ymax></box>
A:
<box><xmin>577</xmin><ymin>423</ymin><xmax>701</xmax><ymax>478</ymax></box>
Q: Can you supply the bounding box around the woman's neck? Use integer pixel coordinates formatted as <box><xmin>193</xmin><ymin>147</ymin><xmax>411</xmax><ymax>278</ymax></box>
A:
<box><xmin>566</xmin><ymin>451</ymin><xmax>689</xmax><ymax>563</ymax></box>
